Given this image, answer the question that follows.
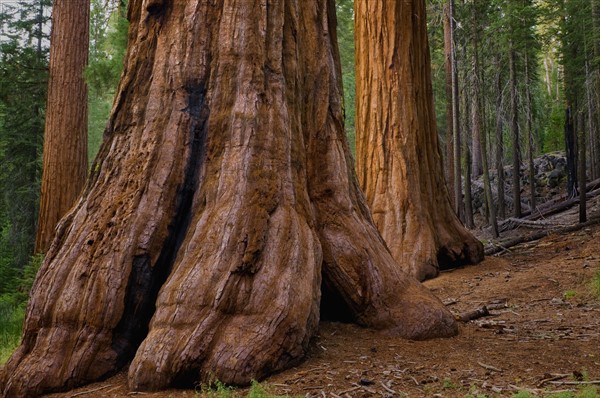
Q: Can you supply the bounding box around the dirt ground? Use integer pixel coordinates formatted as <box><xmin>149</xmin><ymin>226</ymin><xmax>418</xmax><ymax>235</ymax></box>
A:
<box><xmin>45</xmin><ymin>208</ymin><xmax>600</xmax><ymax>397</ymax></box>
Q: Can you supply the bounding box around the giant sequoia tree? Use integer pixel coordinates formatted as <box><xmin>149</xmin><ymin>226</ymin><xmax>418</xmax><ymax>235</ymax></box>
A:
<box><xmin>355</xmin><ymin>0</ymin><xmax>483</xmax><ymax>281</ymax></box>
<box><xmin>1</xmin><ymin>1</ymin><xmax>457</xmax><ymax>396</ymax></box>
<box><xmin>35</xmin><ymin>0</ymin><xmax>90</xmax><ymax>253</ymax></box>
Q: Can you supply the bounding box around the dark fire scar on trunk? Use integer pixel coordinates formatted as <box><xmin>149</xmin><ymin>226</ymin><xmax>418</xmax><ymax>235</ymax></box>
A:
<box><xmin>112</xmin><ymin>81</ymin><xmax>209</xmax><ymax>366</ymax></box>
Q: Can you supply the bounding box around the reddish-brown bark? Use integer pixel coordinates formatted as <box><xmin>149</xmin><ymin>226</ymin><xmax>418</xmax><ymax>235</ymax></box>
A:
<box><xmin>355</xmin><ymin>0</ymin><xmax>483</xmax><ymax>281</ymax></box>
<box><xmin>35</xmin><ymin>0</ymin><xmax>90</xmax><ymax>254</ymax></box>
<box><xmin>1</xmin><ymin>1</ymin><xmax>457</xmax><ymax>396</ymax></box>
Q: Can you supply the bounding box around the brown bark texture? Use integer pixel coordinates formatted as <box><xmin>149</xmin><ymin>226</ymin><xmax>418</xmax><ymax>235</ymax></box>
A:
<box><xmin>35</xmin><ymin>0</ymin><xmax>90</xmax><ymax>254</ymax></box>
<box><xmin>1</xmin><ymin>1</ymin><xmax>458</xmax><ymax>396</ymax></box>
<box><xmin>354</xmin><ymin>0</ymin><xmax>483</xmax><ymax>282</ymax></box>
<box><xmin>494</xmin><ymin>65</ymin><xmax>506</xmax><ymax>220</ymax></box>
<box><xmin>443</xmin><ymin>2</ymin><xmax>455</xmax><ymax>202</ymax></box>
<box><xmin>509</xmin><ymin>47</ymin><xmax>522</xmax><ymax>218</ymax></box>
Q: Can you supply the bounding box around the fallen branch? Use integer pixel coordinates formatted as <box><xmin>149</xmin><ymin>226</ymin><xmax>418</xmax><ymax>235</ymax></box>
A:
<box><xmin>485</xmin><ymin>215</ymin><xmax>600</xmax><ymax>256</ymax></box>
<box><xmin>380</xmin><ymin>381</ymin><xmax>397</xmax><ymax>395</ymax></box>
<box><xmin>478</xmin><ymin>362</ymin><xmax>502</xmax><ymax>373</ymax></box>
<box><xmin>353</xmin><ymin>383</ymin><xmax>377</xmax><ymax>394</ymax></box>
<box><xmin>549</xmin><ymin>380</ymin><xmax>600</xmax><ymax>386</ymax></box>
<box><xmin>456</xmin><ymin>306</ymin><xmax>490</xmax><ymax>322</ymax></box>
<box><xmin>537</xmin><ymin>373</ymin><xmax>569</xmax><ymax>387</ymax></box>
<box><xmin>498</xmin><ymin>217</ymin><xmax>568</xmax><ymax>233</ymax></box>
<box><xmin>69</xmin><ymin>385</ymin><xmax>113</xmax><ymax>398</ymax></box>
<box><xmin>520</xmin><ymin>177</ymin><xmax>600</xmax><ymax>219</ymax></box>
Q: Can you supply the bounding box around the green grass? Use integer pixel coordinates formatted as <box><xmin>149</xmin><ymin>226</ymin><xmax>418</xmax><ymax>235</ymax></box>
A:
<box><xmin>197</xmin><ymin>380</ymin><xmax>293</xmax><ymax>398</ymax></box>
<box><xmin>0</xmin><ymin>298</ymin><xmax>24</xmax><ymax>364</ymax></box>
<box><xmin>512</xmin><ymin>392</ymin><xmax>535</xmax><ymax>398</ymax></box>
<box><xmin>247</xmin><ymin>381</ymin><xmax>291</xmax><ymax>398</ymax></box>
<box><xmin>547</xmin><ymin>387</ymin><xmax>600</xmax><ymax>398</ymax></box>
<box><xmin>0</xmin><ymin>253</ymin><xmax>43</xmax><ymax>365</ymax></box>
<box><xmin>592</xmin><ymin>268</ymin><xmax>600</xmax><ymax>298</ymax></box>
<box><xmin>510</xmin><ymin>387</ymin><xmax>600</xmax><ymax>398</ymax></box>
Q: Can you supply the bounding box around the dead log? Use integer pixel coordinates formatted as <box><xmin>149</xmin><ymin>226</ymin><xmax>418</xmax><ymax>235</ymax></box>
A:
<box><xmin>495</xmin><ymin>182</ymin><xmax>600</xmax><ymax>235</ymax></box>
<box><xmin>485</xmin><ymin>215</ymin><xmax>600</xmax><ymax>256</ymax></box>
<box><xmin>498</xmin><ymin>218</ymin><xmax>568</xmax><ymax>233</ymax></box>
<box><xmin>522</xmin><ymin>177</ymin><xmax>600</xmax><ymax>220</ymax></box>
<box><xmin>456</xmin><ymin>306</ymin><xmax>489</xmax><ymax>322</ymax></box>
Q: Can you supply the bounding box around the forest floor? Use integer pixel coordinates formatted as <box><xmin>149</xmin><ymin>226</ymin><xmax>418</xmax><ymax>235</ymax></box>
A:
<box><xmin>44</xmin><ymin>197</ymin><xmax>600</xmax><ymax>398</ymax></box>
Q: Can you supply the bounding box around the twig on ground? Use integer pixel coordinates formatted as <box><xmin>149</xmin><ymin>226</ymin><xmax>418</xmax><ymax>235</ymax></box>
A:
<box><xmin>353</xmin><ymin>383</ymin><xmax>377</xmax><ymax>394</ymax></box>
<box><xmin>537</xmin><ymin>374</ymin><xmax>570</xmax><ymax>387</ymax></box>
<box><xmin>337</xmin><ymin>386</ymin><xmax>360</xmax><ymax>395</ymax></box>
<box><xmin>457</xmin><ymin>306</ymin><xmax>490</xmax><ymax>322</ymax></box>
<box><xmin>69</xmin><ymin>385</ymin><xmax>113</xmax><ymax>398</ymax></box>
<box><xmin>549</xmin><ymin>380</ymin><xmax>600</xmax><ymax>386</ymax></box>
<box><xmin>381</xmin><ymin>381</ymin><xmax>397</xmax><ymax>394</ymax></box>
<box><xmin>477</xmin><ymin>362</ymin><xmax>502</xmax><ymax>372</ymax></box>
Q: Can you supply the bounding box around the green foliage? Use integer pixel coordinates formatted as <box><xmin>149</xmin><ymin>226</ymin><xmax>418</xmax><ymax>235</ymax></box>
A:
<box><xmin>86</xmin><ymin>0</ymin><xmax>129</xmax><ymax>162</ymax></box>
<box><xmin>0</xmin><ymin>0</ymin><xmax>49</xmax><ymax>277</ymax></box>
<box><xmin>197</xmin><ymin>380</ymin><xmax>292</xmax><ymax>398</ymax></box>
<box><xmin>200</xmin><ymin>380</ymin><xmax>236</xmax><ymax>398</ymax></box>
<box><xmin>441</xmin><ymin>378</ymin><xmax>459</xmax><ymax>390</ymax></box>
<box><xmin>541</xmin><ymin>104</ymin><xmax>566</xmax><ymax>153</ymax></box>
<box><xmin>335</xmin><ymin>0</ymin><xmax>355</xmax><ymax>155</ymax></box>
<box><xmin>576</xmin><ymin>386</ymin><xmax>600</xmax><ymax>398</ymax></box>
<box><xmin>247</xmin><ymin>381</ymin><xmax>290</xmax><ymax>398</ymax></box>
<box><xmin>0</xmin><ymin>297</ymin><xmax>24</xmax><ymax>365</ymax></box>
<box><xmin>511</xmin><ymin>392</ymin><xmax>535</xmax><ymax>398</ymax></box>
<box><xmin>548</xmin><ymin>386</ymin><xmax>600</xmax><ymax>398</ymax></box>
<box><xmin>592</xmin><ymin>268</ymin><xmax>600</xmax><ymax>298</ymax></box>
<box><xmin>0</xmin><ymin>2</ymin><xmax>49</xmax><ymax>363</ymax></box>
<box><xmin>0</xmin><ymin>253</ymin><xmax>43</xmax><ymax>365</ymax></box>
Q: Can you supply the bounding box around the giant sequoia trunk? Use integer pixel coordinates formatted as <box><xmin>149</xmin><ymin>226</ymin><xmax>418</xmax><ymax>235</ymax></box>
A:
<box><xmin>35</xmin><ymin>0</ymin><xmax>90</xmax><ymax>253</ymax></box>
<box><xmin>355</xmin><ymin>0</ymin><xmax>483</xmax><ymax>281</ymax></box>
<box><xmin>1</xmin><ymin>1</ymin><xmax>457</xmax><ymax>396</ymax></box>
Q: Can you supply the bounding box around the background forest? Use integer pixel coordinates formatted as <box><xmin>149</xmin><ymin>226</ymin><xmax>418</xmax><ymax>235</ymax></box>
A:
<box><xmin>0</xmin><ymin>0</ymin><xmax>598</xmax><ymax>363</ymax></box>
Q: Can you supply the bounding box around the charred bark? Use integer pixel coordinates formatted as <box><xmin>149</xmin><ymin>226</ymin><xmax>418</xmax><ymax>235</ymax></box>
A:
<box><xmin>565</xmin><ymin>107</ymin><xmax>578</xmax><ymax>198</ymax></box>
<box><xmin>1</xmin><ymin>1</ymin><xmax>457</xmax><ymax>396</ymax></box>
<box><xmin>355</xmin><ymin>0</ymin><xmax>483</xmax><ymax>281</ymax></box>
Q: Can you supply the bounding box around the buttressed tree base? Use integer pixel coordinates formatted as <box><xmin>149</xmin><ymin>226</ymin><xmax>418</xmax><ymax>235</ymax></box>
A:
<box><xmin>1</xmin><ymin>1</ymin><xmax>457</xmax><ymax>396</ymax></box>
<box><xmin>355</xmin><ymin>0</ymin><xmax>484</xmax><ymax>282</ymax></box>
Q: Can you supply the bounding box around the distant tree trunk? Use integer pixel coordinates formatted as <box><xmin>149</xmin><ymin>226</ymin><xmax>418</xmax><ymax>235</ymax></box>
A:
<box><xmin>35</xmin><ymin>0</ymin><xmax>90</xmax><ymax>254</ymax></box>
<box><xmin>585</xmin><ymin>43</ymin><xmax>600</xmax><ymax>180</ymax></box>
<box><xmin>592</xmin><ymin>0</ymin><xmax>600</xmax><ymax>179</ymax></box>
<box><xmin>443</xmin><ymin>2</ymin><xmax>455</xmax><ymax>203</ymax></box>
<box><xmin>450</xmin><ymin>0</ymin><xmax>463</xmax><ymax>220</ymax></box>
<box><xmin>462</xmin><ymin>72</ymin><xmax>474</xmax><ymax>229</ymax></box>
<box><xmin>463</xmin><ymin>141</ymin><xmax>474</xmax><ymax>229</ymax></box>
<box><xmin>524</xmin><ymin>55</ymin><xmax>536</xmax><ymax>212</ymax></box>
<box><xmin>355</xmin><ymin>0</ymin><xmax>483</xmax><ymax>281</ymax></box>
<box><xmin>471</xmin><ymin>128</ymin><xmax>482</xmax><ymax>177</ymax></box>
<box><xmin>578</xmin><ymin>112</ymin><xmax>587</xmax><ymax>222</ymax></box>
<box><xmin>565</xmin><ymin>107</ymin><xmax>578</xmax><ymax>197</ymax></box>
<box><xmin>471</xmin><ymin>5</ymin><xmax>498</xmax><ymax>237</ymax></box>
<box><xmin>1</xmin><ymin>1</ymin><xmax>458</xmax><ymax>396</ymax></box>
<box><xmin>495</xmin><ymin>65</ymin><xmax>506</xmax><ymax>219</ymax></box>
<box><xmin>586</xmin><ymin>60</ymin><xmax>599</xmax><ymax>181</ymax></box>
<box><xmin>509</xmin><ymin>46</ymin><xmax>521</xmax><ymax>218</ymax></box>
<box><xmin>470</xmin><ymin>18</ymin><xmax>482</xmax><ymax>180</ymax></box>
<box><xmin>30</xmin><ymin>0</ymin><xmax>45</xmax><ymax>244</ymax></box>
